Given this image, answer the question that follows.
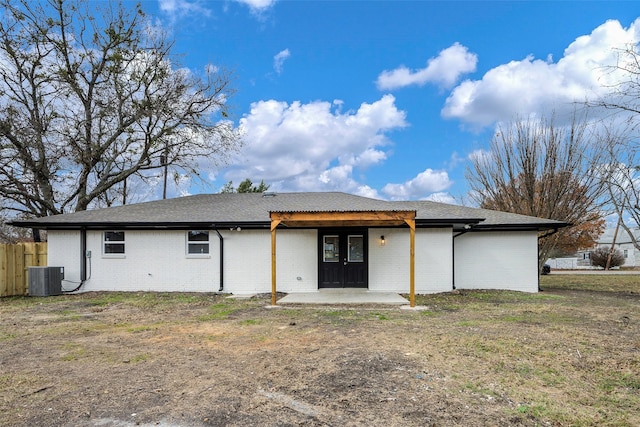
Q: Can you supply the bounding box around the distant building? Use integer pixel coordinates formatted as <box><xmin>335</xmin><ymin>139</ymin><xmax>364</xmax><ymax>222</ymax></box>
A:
<box><xmin>592</xmin><ymin>227</ymin><xmax>640</xmax><ymax>268</ymax></box>
<box><xmin>548</xmin><ymin>227</ymin><xmax>640</xmax><ymax>270</ymax></box>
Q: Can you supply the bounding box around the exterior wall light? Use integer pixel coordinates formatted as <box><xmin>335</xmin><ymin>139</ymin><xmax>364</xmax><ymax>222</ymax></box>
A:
<box><xmin>380</xmin><ymin>235</ymin><xmax>385</xmax><ymax>246</ymax></box>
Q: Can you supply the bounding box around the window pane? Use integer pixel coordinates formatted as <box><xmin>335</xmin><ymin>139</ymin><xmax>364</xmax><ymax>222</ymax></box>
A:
<box><xmin>348</xmin><ymin>235</ymin><xmax>364</xmax><ymax>262</ymax></box>
<box><xmin>188</xmin><ymin>243</ymin><xmax>209</xmax><ymax>254</ymax></box>
<box><xmin>187</xmin><ymin>231</ymin><xmax>209</xmax><ymax>254</ymax></box>
<box><xmin>323</xmin><ymin>236</ymin><xmax>339</xmax><ymax>262</ymax></box>
<box><xmin>105</xmin><ymin>231</ymin><xmax>124</xmax><ymax>242</ymax></box>
<box><xmin>188</xmin><ymin>230</ymin><xmax>209</xmax><ymax>242</ymax></box>
<box><xmin>104</xmin><ymin>231</ymin><xmax>125</xmax><ymax>255</ymax></box>
<box><xmin>105</xmin><ymin>243</ymin><xmax>125</xmax><ymax>254</ymax></box>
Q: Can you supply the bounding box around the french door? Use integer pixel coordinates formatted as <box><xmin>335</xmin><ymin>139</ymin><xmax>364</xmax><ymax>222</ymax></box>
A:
<box><xmin>318</xmin><ymin>229</ymin><xmax>368</xmax><ymax>288</ymax></box>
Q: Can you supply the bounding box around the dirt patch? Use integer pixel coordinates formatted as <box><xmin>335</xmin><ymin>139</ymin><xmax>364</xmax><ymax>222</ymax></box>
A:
<box><xmin>1</xmin><ymin>287</ymin><xmax>639</xmax><ymax>426</ymax></box>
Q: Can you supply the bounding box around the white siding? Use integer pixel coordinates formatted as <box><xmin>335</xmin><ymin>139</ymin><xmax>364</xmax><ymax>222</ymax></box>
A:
<box><xmin>369</xmin><ymin>228</ymin><xmax>452</xmax><ymax>293</ymax></box>
<box><xmin>454</xmin><ymin>231</ymin><xmax>538</xmax><ymax>292</ymax></box>
<box><xmin>597</xmin><ymin>242</ymin><xmax>639</xmax><ymax>267</ymax></box>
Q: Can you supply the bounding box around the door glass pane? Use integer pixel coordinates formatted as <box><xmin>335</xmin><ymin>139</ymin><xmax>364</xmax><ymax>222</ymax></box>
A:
<box><xmin>323</xmin><ymin>235</ymin><xmax>339</xmax><ymax>262</ymax></box>
<box><xmin>348</xmin><ymin>235</ymin><xmax>364</xmax><ymax>262</ymax></box>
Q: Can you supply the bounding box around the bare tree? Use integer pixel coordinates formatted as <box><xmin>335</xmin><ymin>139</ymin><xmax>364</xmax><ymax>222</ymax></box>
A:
<box><xmin>590</xmin><ymin>44</ymin><xmax>640</xmax><ymax>250</ymax></box>
<box><xmin>590</xmin><ymin>246</ymin><xmax>625</xmax><ymax>269</ymax></box>
<box><xmin>0</xmin><ymin>0</ymin><xmax>241</xmax><ymax>228</ymax></box>
<box><xmin>466</xmin><ymin>112</ymin><xmax>606</xmax><ymax>275</ymax></box>
<box><xmin>593</xmin><ymin>43</ymin><xmax>640</xmax><ymax>117</ymax></box>
<box><xmin>599</xmin><ymin>131</ymin><xmax>640</xmax><ymax>251</ymax></box>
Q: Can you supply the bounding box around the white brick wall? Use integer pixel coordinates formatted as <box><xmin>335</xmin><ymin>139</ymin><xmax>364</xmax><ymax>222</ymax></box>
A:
<box><xmin>48</xmin><ymin>228</ymin><xmax>318</xmax><ymax>294</ymax></box>
<box><xmin>86</xmin><ymin>230</ymin><xmax>220</xmax><ymax>292</ymax></box>
<box><xmin>48</xmin><ymin>230</ymin><xmax>82</xmax><ymax>292</ymax></box>
<box><xmin>224</xmin><ymin>229</ymin><xmax>318</xmax><ymax>294</ymax></box>
<box><xmin>454</xmin><ymin>231</ymin><xmax>538</xmax><ymax>292</ymax></box>
<box><xmin>369</xmin><ymin>228</ymin><xmax>452</xmax><ymax>293</ymax></box>
<box><xmin>48</xmin><ymin>227</ymin><xmax>538</xmax><ymax>294</ymax></box>
<box><xmin>273</xmin><ymin>229</ymin><xmax>318</xmax><ymax>293</ymax></box>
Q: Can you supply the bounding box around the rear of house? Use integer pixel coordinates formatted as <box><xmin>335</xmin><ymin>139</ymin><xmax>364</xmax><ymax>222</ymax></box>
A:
<box><xmin>12</xmin><ymin>192</ymin><xmax>563</xmax><ymax>297</ymax></box>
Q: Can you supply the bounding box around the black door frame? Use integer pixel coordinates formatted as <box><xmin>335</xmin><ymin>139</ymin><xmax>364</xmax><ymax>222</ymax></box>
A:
<box><xmin>318</xmin><ymin>228</ymin><xmax>368</xmax><ymax>288</ymax></box>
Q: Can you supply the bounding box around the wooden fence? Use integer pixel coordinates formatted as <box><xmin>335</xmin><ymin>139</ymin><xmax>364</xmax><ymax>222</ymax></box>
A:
<box><xmin>0</xmin><ymin>243</ymin><xmax>48</xmax><ymax>297</ymax></box>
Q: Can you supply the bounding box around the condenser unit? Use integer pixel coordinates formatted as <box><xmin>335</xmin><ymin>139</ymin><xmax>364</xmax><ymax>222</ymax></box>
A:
<box><xmin>28</xmin><ymin>266</ymin><xmax>64</xmax><ymax>296</ymax></box>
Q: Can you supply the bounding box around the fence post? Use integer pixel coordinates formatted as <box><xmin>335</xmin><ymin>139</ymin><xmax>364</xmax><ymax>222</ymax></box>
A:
<box><xmin>0</xmin><ymin>245</ymin><xmax>7</xmax><ymax>297</ymax></box>
<box><xmin>15</xmin><ymin>244</ymin><xmax>25</xmax><ymax>296</ymax></box>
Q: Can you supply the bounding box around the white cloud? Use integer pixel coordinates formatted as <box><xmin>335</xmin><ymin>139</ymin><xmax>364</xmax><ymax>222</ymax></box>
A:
<box><xmin>467</xmin><ymin>148</ymin><xmax>491</xmax><ymax>163</ymax></box>
<box><xmin>273</xmin><ymin>49</ymin><xmax>290</xmax><ymax>74</ymax></box>
<box><xmin>376</xmin><ymin>42</ymin><xmax>477</xmax><ymax>90</ymax></box>
<box><xmin>157</xmin><ymin>0</ymin><xmax>211</xmax><ymax>18</ymax></box>
<box><xmin>381</xmin><ymin>168</ymin><xmax>453</xmax><ymax>200</ymax></box>
<box><xmin>425</xmin><ymin>192</ymin><xmax>457</xmax><ymax>204</ymax></box>
<box><xmin>442</xmin><ymin>18</ymin><xmax>640</xmax><ymax>127</ymax></box>
<box><xmin>226</xmin><ymin>95</ymin><xmax>407</xmax><ymax>193</ymax></box>
<box><xmin>234</xmin><ymin>0</ymin><xmax>277</xmax><ymax>14</ymax></box>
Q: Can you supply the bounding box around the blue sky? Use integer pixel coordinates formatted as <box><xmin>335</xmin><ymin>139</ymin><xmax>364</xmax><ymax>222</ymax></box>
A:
<box><xmin>137</xmin><ymin>0</ymin><xmax>639</xmax><ymax>203</ymax></box>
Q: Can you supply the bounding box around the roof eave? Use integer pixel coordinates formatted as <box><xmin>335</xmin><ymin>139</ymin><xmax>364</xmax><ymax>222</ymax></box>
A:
<box><xmin>471</xmin><ymin>222</ymin><xmax>568</xmax><ymax>232</ymax></box>
<box><xmin>8</xmin><ymin>221</ymin><xmax>272</xmax><ymax>230</ymax></box>
<box><xmin>415</xmin><ymin>217</ymin><xmax>484</xmax><ymax>226</ymax></box>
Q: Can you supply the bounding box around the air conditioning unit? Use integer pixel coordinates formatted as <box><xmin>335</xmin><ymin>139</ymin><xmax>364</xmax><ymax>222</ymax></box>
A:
<box><xmin>28</xmin><ymin>266</ymin><xmax>64</xmax><ymax>296</ymax></box>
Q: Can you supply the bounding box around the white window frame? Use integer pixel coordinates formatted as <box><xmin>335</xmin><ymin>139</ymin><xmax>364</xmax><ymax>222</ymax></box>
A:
<box><xmin>187</xmin><ymin>230</ymin><xmax>210</xmax><ymax>257</ymax></box>
<box><xmin>103</xmin><ymin>231</ymin><xmax>125</xmax><ymax>257</ymax></box>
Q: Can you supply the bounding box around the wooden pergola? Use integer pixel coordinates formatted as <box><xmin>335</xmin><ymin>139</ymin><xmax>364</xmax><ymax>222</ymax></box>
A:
<box><xmin>269</xmin><ymin>210</ymin><xmax>417</xmax><ymax>307</ymax></box>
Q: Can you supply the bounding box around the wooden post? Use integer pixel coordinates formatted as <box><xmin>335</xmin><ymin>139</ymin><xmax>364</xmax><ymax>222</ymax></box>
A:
<box><xmin>0</xmin><ymin>244</ymin><xmax>7</xmax><ymax>297</ymax></box>
<box><xmin>270</xmin><ymin>219</ymin><xmax>281</xmax><ymax>306</ymax></box>
<box><xmin>406</xmin><ymin>219</ymin><xmax>416</xmax><ymax>307</ymax></box>
<box><xmin>14</xmin><ymin>244</ymin><xmax>25</xmax><ymax>296</ymax></box>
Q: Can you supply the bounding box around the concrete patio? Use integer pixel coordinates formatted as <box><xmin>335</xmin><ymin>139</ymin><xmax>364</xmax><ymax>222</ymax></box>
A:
<box><xmin>276</xmin><ymin>288</ymin><xmax>409</xmax><ymax>305</ymax></box>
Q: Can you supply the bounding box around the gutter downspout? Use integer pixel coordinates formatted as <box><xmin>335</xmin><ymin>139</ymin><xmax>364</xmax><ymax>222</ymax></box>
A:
<box><xmin>80</xmin><ymin>228</ymin><xmax>87</xmax><ymax>281</ymax></box>
<box><xmin>63</xmin><ymin>228</ymin><xmax>88</xmax><ymax>293</ymax></box>
<box><xmin>452</xmin><ymin>226</ymin><xmax>472</xmax><ymax>290</ymax></box>
<box><xmin>213</xmin><ymin>227</ymin><xmax>224</xmax><ymax>292</ymax></box>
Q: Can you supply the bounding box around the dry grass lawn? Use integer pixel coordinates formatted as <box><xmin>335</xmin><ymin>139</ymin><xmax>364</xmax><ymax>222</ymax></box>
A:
<box><xmin>0</xmin><ymin>273</ymin><xmax>638</xmax><ymax>426</ymax></box>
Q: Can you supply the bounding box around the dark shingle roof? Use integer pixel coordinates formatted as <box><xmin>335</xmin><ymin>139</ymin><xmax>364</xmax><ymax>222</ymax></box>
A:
<box><xmin>10</xmin><ymin>192</ymin><xmax>566</xmax><ymax>230</ymax></box>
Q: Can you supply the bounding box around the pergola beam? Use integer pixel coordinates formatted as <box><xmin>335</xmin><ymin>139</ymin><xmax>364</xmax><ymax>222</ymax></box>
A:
<box><xmin>271</xmin><ymin>219</ymin><xmax>280</xmax><ymax>306</ymax></box>
<box><xmin>405</xmin><ymin>218</ymin><xmax>416</xmax><ymax>307</ymax></box>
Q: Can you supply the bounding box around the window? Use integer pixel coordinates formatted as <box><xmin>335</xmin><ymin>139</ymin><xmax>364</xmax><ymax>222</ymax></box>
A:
<box><xmin>624</xmin><ymin>249</ymin><xmax>629</xmax><ymax>258</ymax></box>
<box><xmin>348</xmin><ymin>235</ymin><xmax>364</xmax><ymax>262</ymax></box>
<box><xmin>323</xmin><ymin>235</ymin><xmax>339</xmax><ymax>262</ymax></box>
<box><xmin>104</xmin><ymin>231</ymin><xmax>125</xmax><ymax>254</ymax></box>
<box><xmin>187</xmin><ymin>230</ymin><xmax>209</xmax><ymax>255</ymax></box>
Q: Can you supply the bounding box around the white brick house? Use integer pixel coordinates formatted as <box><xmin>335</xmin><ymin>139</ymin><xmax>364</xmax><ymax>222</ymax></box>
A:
<box><xmin>11</xmin><ymin>192</ymin><xmax>564</xmax><ymax>303</ymax></box>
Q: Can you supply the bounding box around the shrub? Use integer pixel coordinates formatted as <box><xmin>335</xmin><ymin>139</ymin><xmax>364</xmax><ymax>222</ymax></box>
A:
<box><xmin>590</xmin><ymin>246</ymin><xmax>625</xmax><ymax>269</ymax></box>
